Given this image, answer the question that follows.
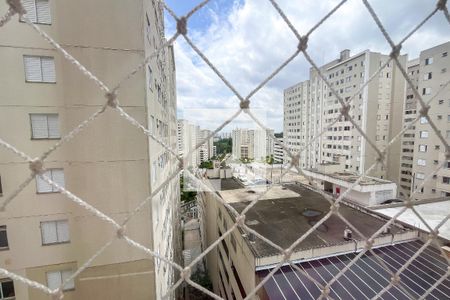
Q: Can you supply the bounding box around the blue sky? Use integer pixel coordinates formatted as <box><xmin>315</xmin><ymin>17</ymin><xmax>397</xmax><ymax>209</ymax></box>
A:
<box><xmin>164</xmin><ymin>0</ymin><xmax>450</xmax><ymax>133</ymax></box>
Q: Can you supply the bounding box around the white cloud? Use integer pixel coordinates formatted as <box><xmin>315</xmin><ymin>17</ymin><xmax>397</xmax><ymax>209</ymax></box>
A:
<box><xmin>167</xmin><ymin>0</ymin><xmax>450</xmax><ymax>132</ymax></box>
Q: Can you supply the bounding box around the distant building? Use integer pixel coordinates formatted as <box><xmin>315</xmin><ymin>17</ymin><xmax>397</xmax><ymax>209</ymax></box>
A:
<box><xmin>231</xmin><ymin>128</ymin><xmax>270</xmax><ymax>161</ymax></box>
<box><xmin>177</xmin><ymin>120</ymin><xmax>214</xmax><ymax>167</ymax></box>
<box><xmin>410</xmin><ymin>42</ymin><xmax>450</xmax><ymax>200</ymax></box>
<box><xmin>199</xmin><ymin>178</ymin><xmax>448</xmax><ymax>299</ymax></box>
<box><xmin>398</xmin><ymin>58</ymin><xmax>420</xmax><ymax>199</ymax></box>
<box><xmin>273</xmin><ymin>137</ymin><xmax>284</xmax><ymax>164</ymax></box>
<box><xmin>284</xmin><ymin>49</ymin><xmax>407</xmax><ymax>183</ymax></box>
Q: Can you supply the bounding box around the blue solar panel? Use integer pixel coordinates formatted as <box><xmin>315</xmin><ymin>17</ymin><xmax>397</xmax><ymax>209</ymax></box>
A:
<box><xmin>257</xmin><ymin>240</ymin><xmax>450</xmax><ymax>300</ymax></box>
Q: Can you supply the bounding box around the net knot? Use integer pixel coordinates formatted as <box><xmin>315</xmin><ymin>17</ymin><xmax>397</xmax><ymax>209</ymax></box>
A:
<box><xmin>437</xmin><ymin>0</ymin><xmax>447</xmax><ymax>11</ymax></box>
<box><xmin>7</xmin><ymin>0</ymin><xmax>26</xmax><ymax>16</ymax></box>
<box><xmin>236</xmin><ymin>215</ymin><xmax>246</xmax><ymax>226</ymax></box>
<box><xmin>116</xmin><ymin>226</ymin><xmax>126</xmax><ymax>239</ymax></box>
<box><xmin>105</xmin><ymin>91</ymin><xmax>118</xmax><ymax>108</ymax></box>
<box><xmin>390</xmin><ymin>274</ymin><xmax>401</xmax><ymax>286</ymax></box>
<box><xmin>177</xmin><ymin>17</ymin><xmax>188</xmax><ymax>35</ymax></box>
<box><xmin>404</xmin><ymin>200</ymin><xmax>413</xmax><ymax>208</ymax></box>
<box><xmin>181</xmin><ymin>267</ymin><xmax>191</xmax><ymax>280</ymax></box>
<box><xmin>376</xmin><ymin>151</ymin><xmax>386</xmax><ymax>164</ymax></box>
<box><xmin>330</xmin><ymin>203</ymin><xmax>340</xmax><ymax>213</ymax></box>
<box><xmin>428</xmin><ymin>230</ymin><xmax>439</xmax><ymax>240</ymax></box>
<box><xmin>321</xmin><ymin>286</ymin><xmax>330</xmax><ymax>297</ymax></box>
<box><xmin>389</xmin><ymin>44</ymin><xmax>402</xmax><ymax>59</ymax></box>
<box><xmin>419</xmin><ymin>105</ymin><xmax>430</xmax><ymax>117</ymax></box>
<box><xmin>240</xmin><ymin>99</ymin><xmax>250</xmax><ymax>109</ymax></box>
<box><xmin>364</xmin><ymin>238</ymin><xmax>374</xmax><ymax>250</ymax></box>
<box><xmin>29</xmin><ymin>158</ymin><xmax>44</xmax><ymax>174</ymax></box>
<box><xmin>290</xmin><ymin>154</ymin><xmax>300</xmax><ymax>167</ymax></box>
<box><xmin>51</xmin><ymin>288</ymin><xmax>64</xmax><ymax>300</ymax></box>
<box><xmin>283</xmin><ymin>248</ymin><xmax>293</xmax><ymax>261</ymax></box>
<box><xmin>340</xmin><ymin>104</ymin><xmax>351</xmax><ymax>117</ymax></box>
<box><xmin>297</xmin><ymin>36</ymin><xmax>308</xmax><ymax>51</ymax></box>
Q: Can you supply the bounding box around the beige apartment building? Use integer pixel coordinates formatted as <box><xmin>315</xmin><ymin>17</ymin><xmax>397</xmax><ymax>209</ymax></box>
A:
<box><xmin>0</xmin><ymin>1</ymin><xmax>179</xmax><ymax>299</ymax></box>
<box><xmin>398</xmin><ymin>59</ymin><xmax>420</xmax><ymax>199</ymax></box>
<box><xmin>284</xmin><ymin>49</ymin><xmax>406</xmax><ymax>183</ymax></box>
<box><xmin>411</xmin><ymin>41</ymin><xmax>450</xmax><ymax>200</ymax></box>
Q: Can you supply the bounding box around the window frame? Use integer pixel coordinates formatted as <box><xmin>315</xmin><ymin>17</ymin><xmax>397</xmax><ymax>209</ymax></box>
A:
<box><xmin>23</xmin><ymin>55</ymin><xmax>56</xmax><ymax>83</ymax></box>
<box><xmin>35</xmin><ymin>168</ymin><xmax>65</xmax><ymax>194</ymax></box>
<box><xmin>29</xmin><ymin>113</ymin><xmax>60</xmax><ymax>140</ymax></box>
<box><xmin>46</xmin><ymin>269</ymin><xmax>75</xmax><ymax>291</ymax></box>
<box><xmin>40</xmin><ymin>219</ymin><xmax>70</xmax><ymax>246</ymax></box>
<box><xmin>20</xmin><ymin>0</ymin><xmax>52</xmax><ymax>25</ymax></box>
<box><xmin>0</xmin><ymin>226</ymin><xmax>9</xmax><ymax>251</ymax></box>
<box><xmin>0</xmin><ymin>278</ymin><xmax>15</xmax><ymax>300</ymax></box>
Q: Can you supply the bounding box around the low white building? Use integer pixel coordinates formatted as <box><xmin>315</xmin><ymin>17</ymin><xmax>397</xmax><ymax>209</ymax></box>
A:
<box><xmin>273</xmin><ymin>137</ymin><xmax>284</xmax><ymax>164</ymax></box>
<box><xmin>303</xmin><ymin>167</ymin><xmax>397</xmax><ymax>207</ymax></box>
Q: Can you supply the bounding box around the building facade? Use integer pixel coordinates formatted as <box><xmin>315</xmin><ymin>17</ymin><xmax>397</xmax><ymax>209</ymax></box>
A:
<box><xmin>284</xmin><ymin>49</ymin><xmax>406</xmax><ymax>183</ymax></box>
<box><xmin>0</xmin><ymin>1</ymin><xmax>179</xmax><ymax>299</ymax></box>
<box><xmin>411</xmin><ymin>41</ymin><xmax>450</xmax><ymax>200</ymax></box>
<box><xmin>231</xmin><ymin>128</ymin><xmax>269</xmax><ymax>161</ymax></box>
<box><xmin>398</xmin><ymin>59</ymin><xmax>420</xmax><ymax>199</ymax></box>
<box><xmin>273</xmin><ymin>137</ymin><xmax>284</xmax><ymax>164</ymax></box>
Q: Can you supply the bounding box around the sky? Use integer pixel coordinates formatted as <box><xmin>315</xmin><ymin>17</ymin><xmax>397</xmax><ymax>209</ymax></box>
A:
<box><xmin>164</xmin><ymin>0</ymin><xmax>450</xmax><ymax>133</ymax></box>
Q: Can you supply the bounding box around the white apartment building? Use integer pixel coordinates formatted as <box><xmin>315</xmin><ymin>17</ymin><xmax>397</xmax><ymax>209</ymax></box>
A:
<box><xmin>284</xmin><ymin>49</ymin><xmax>406</xmax><ymax>183</ymax></box>
<box><xmin>411</xmin><ymin>41</ymin><xmax>450</xmax><ymax>200</ymax></box>
<box><xmin>177</xmin><ymin>120</ymin><xmax>214</xmax><ymax>167</ymax></box>
<box><xmin>398</xmin><ymin>59</ymin><xmax>420</xmax><ymax>199</ymax></box>
<box><xmin>199</xmin><ymin>129</ymin><xmax>214</xmax><ymax>163</ymax></box>
<box><xmin>273</xmin><ymin>137</ymin><xmax>284</xmax><ymax>164</ymax></box>
<box><xmin>231</xmin><ymin>128</ymin><xmax>268</xmax><ymax>161</ymax></box>
<box><xmin>0</xmin><ymin>1</ymin><xmax>179</xmax><ymax>299</ymax></box>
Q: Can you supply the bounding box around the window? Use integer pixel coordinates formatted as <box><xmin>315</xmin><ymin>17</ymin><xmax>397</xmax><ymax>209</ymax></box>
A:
<box><xmin>443</xmin><ymin>52</ymin><xmax>448</xmax><ymax>57</ymax></box>
<box><xmin>443</xmin><ymin>177</ymin><xmax>450</xmax><ymax>184</ymax></box>
<box><xmin>420</xmin><ymin>131</ymin><xmax>429</xmax><ymax>138</ymax></box>
<box><xmin>416</xmin><ymin>173</ymin><xmax>425</xmax><ymax>180</ymax></box>
<box><xmin>0</xmin><ymin>279</ymin><xmax>15</xmax><ymax>299</ymax></box>
<box><xmin>41</xmin><ymin>220</ymin><xmax>69</xmax><ymax>245</ymax></box>
<box><xmin>425</xmin><ymin>57</ymin><xmax>433</xmax><ymax>65</ymax></box>
<box><xmin>46</xmin><ymin>270</ymin><xmax>74</xmax><ymax>291</ymax></box>
<box><xmin>419</xmin><ymin>145</ymin><xmax>427</xmax><ymax>152</ymax></box>
<box><xmin>422</xmin><ymin>87</ymin><xmax>431</xmax><ymax>95</ymax></box>
<box><xmin>147</xmin><ymin>65</ymin><xmax>153</xmax><ymax>90</ymax></box>
<box><xmin>36</xmin><ymin>169</ymin><xmax>65</xmax><ymax>193</ymax></box>
<box><xmin>23</xmin><ymin>56</ymin><xmax>55</xmax><ymax>83</ymax></box>
<box><xmin>21</xmin><ymin>0</ymin><xmax>51</xmax><ymax>24</ymax></box>
<box><xmin>30</xmin><ymin>114</ymin><xmax>60</xmax><ymax>139</ymax></box>
<box><xmin>0</xmin><ymin>226</ymin><xmax>8</xmax><ymax>251</ymax></box>
<box><xmin>417</xmin><ymin>159</ymin><xmax>426</xmax><ymax>166</ymax></box>
<box><xmin>420</xmin><ymin>116</ymin><xmax>428</xmax><ymax>124</ymax></box>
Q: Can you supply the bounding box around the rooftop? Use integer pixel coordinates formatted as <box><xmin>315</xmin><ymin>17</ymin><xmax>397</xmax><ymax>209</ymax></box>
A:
<box><xmin>375</xmin><ymin>199</ymin><xmax>450</xmax><ymax>241</ymax></box>
<box><xmin>305</xmin><ymin>169</ymin><xmax>393</xmax><ymax>186</ymax></box>
<box><xmin>257</xmin><ymin>240</ymin><xmax>449</xmax><ymax>300</ymax></box>
<box><xmin>221</xmin><ymin>183</ymin><xmax>413</xmax><ymax>258</ymax></box>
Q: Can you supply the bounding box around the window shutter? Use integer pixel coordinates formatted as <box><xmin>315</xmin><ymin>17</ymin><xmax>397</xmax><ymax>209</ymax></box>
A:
<box><xmin>47</xmin><ymin>114</ymin><xmax>60</xmax><ymax>138</ymax></box>
<box><xmin>36</xmin><ymin>0</ymin><xmax>51</xmax><ymax>24</ymax></box>
<box><xmin>51</xmin><ymin>169</ymin><xmax>65</xmax><ymax>191</ymax></box>
<box><xmin>46</xmin><ymin>271</ymin><xmax>62</xmax><ymax>290</ymax></box>
<box><xmin>56</xmin><ymin>220</ymin><xmax>69</xmax><ymax>242</ymax></box>
<box><xmin>61</xmin><ymin>270</ymin><xmax>75</xmax><ymax>290</ymax></box>
<box><xmin>36</xmin><ymin>171</ymin><xmax>53</xmax><ymax>193</ymax></box>
<box><xmin>31</xmin><ymin>114</ymin><xmax>49</xmax><ymax>138</ymax></box>
<box><xmin>24</xmin><ymin>56</ymin><xmax>42</xmax><ymax>82</ymax></box>
<box><xmin>21</xmin><ymin>0</ymin><xmax>37</xmax><ymax>23</ymax></box>
<box><xmin>41</xmin><ymin>57</ymin><xmax>56</xmax><ymax>83</ymax></box>
<box><xmin>41</xmin><ymin>221</ymin><xmax>57</xmax><ymax>244</ymax></box>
